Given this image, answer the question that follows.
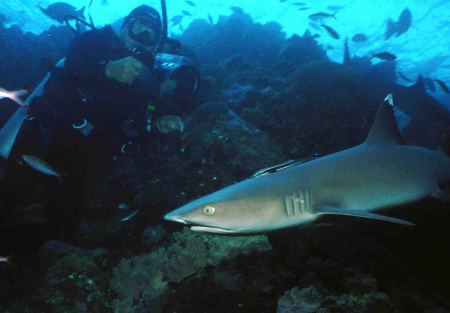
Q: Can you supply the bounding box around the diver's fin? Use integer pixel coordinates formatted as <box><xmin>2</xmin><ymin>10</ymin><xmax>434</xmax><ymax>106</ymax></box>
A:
<box><xmin>364</xmin><ymin>94</ymin><xmax>406</xmax><ymax>145</ymax></box>
<box><xmin>315</xmin><ymin>206</ymin><xmax>415</xmax><ymax>226</ymax></box>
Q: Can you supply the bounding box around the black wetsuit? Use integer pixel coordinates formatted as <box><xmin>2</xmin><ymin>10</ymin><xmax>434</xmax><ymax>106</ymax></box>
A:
<box><xmin>1</xmin><ymin>25</ymin><xmax>160</xmax><ymax>244</ymax></box>
<box><xmin>33</xmin><ymin>25</ymin><xmax>159</xmax><ymax>154</ymax></box>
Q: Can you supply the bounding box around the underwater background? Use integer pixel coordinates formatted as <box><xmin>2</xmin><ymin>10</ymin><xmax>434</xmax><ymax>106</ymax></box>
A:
<box><xmin>0</xmin><ymin>0</ymin><xmax>450</xmax><ymax>312</ymax></box>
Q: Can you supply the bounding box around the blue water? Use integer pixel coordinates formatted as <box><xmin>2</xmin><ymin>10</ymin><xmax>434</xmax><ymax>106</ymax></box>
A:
<box><xmin>2</xmin><ymin>0</ymin><xmax>450</xmax><ymax>105</ymax></box>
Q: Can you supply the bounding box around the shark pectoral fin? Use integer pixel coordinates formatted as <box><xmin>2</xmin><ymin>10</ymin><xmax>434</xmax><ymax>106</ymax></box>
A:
<box><xmin>315</xmin><ymin>207</ymin><xmax>415</xmax><ymax>226</ymax></box>
<box><xmin>431</xmin><ymin>187</ymin><xmax>450</xmax><ymax>203</ymax></box>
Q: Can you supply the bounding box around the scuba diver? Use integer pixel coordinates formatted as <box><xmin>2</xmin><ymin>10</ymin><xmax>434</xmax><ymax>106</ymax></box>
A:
<box><xmin>0</xmin><ymin>4</ymin><xmax>198</xmax><ymax>247</ymax></box>
<box><xmin>30</xmin><ymin>4</ymin><xmax>178</xmax><ymax>148</ymax></box>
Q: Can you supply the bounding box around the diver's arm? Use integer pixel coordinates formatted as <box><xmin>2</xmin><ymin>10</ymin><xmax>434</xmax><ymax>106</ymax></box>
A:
<box><xmin>64</xmin><ymin>29</ymin><xmax>114</xmax><ymax>83</ymax></box>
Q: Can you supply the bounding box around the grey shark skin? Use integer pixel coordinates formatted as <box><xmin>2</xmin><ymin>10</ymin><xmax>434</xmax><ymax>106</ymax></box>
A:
<box><xmin>165</xmin><ymin>95</ymin><xmax>450</xmax><ymax>235</ymax></box>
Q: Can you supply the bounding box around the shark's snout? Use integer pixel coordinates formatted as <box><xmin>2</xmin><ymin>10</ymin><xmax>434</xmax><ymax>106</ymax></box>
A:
<box><xmin>164</xmin><ymin>211</ymin><xmax>187</xmax><ymax>224</ymax></box>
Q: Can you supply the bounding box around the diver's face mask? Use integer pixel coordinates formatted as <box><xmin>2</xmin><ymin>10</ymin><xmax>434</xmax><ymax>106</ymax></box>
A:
<box><xmin>127</xmin><ymin>18</ymin><xmax>160</xmax><ymax>49</ymax></box>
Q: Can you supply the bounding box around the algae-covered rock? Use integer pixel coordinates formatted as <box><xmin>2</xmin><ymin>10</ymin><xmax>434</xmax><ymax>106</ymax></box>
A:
<box><xmin>332</xmin><ymin>292</ymin><xmax>391</xmax><ymax>313</ymax></box>
<box><xmin>33</xmin><ymin>253</ymin><xmax>112</xmax><ymax>313</ymax></box>
<box><xmin>111</xmin><ymin>228</ymin><xmax>271</xmax><ymax>313</ymax></box>
<box><xmin>277</xmin><ymin>286</ymin><xmax>324</xmax><ymax>313</ymax></box>
<box><xmin>277</xmin><ymin>285</ymin><xmax>392</xmax><ymax>313</ymax></box>
<box><xmin>182</xmin><ymin>101</ymin><xmax>286</xmax><ymax>190</ymax></box>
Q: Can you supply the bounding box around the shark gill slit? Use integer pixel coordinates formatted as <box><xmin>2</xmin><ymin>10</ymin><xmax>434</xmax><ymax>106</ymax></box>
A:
<box><xmin>284</xmin><ymin>190</ymin><xmax>312</xmax><ymax>217</ymax></box>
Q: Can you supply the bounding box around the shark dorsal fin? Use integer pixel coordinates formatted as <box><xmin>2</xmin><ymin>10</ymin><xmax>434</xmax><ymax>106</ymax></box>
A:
<box><xmin>364</xmin><ymin>94</ymin><xmax>405</xmax><ymax>145</ymax></box>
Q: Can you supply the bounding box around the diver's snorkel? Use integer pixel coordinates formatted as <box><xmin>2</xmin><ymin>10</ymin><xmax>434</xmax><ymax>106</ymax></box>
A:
<box><xmin>160</xmin><ymin>0</ymin><xmax>168</xmax><ymax>46</ymax></box>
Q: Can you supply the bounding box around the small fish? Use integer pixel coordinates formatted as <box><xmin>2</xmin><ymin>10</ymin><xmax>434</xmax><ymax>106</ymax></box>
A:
<box><xmin>181</xmin><ymin>10</ymin><xmax>192</xmax><ymax>17</ymax></box>
<box><xmin>371</xmin><ymin>52</ymin><xmax>397</xmax><ymax>61</ymax></box>
<box><xmin>185</xmin><ymin>0</ymin><xmax>196</xmax><ymax>7</ymax></box>
<box><xmin>38</xmin><ymin>2</ymin><xmax>85</xmax><ymax>24</ymax></box>
<box><xmin>156</xmin><ymin>115</ymin><xmax>185</xmax><ymax>134</ymax></box>
<box><xmin>434</xmin><ymin>79</ymin><xmax>449</xmax><ymax>93</ymax></box>
<box><xmin>21</xmin><ymin>155</ymin><xmax>62</xmax><ymax>180</ymax></box>
<box><xmin>321</xmin><ymin>25</ymin><xmax>340</xmax><ymax>39</ymax></box>
<box><xmin>291</xmin><ymin>2</ymin><xmax>306</xmax><ymax>6</ymax></box>
<box><xmin>298</xmin><ymin>7</ymin><xmax>311</xmax><ymax>11</ymax></box>
<box><xmin>207</xmin><ymin>14</ymin><xmax>214</xmax><ymax>24</ymax></box>
<box><xmin>396</xmin><ymin>8</ymin><xmax>412</xmax><ymax>37</ymax></box>
<box><xmin>0</xmin><ymin>256</ymin><xmax>12</xmax><ymax>264</ymax></box>
<box><xmin>170</xmin><ymin>14</ymin><xmax>184</xmax><ymax>26</ymax></box>
<box><xmin>327</xmin><ymin>5</ymin><xmax>344</xmax><ymax>12</ymax></box>
<box><xmin>309</xmin><ymin>12</ymin><xmax>336</xmax><ymax>21</ymax></box>
<box><xmin>312</xmin><ymin>33</ymin><xmax>321</xmax><ymax>38</ymax></box>
<box><xmin>0</xmin><ymin>87</ymin><xmax>27</xmax><ymax>106</ymax></box>
<box><xmin>352</xmin><ymin>33</ymin><xmax>368</xmax><ymax>42</ymax></box>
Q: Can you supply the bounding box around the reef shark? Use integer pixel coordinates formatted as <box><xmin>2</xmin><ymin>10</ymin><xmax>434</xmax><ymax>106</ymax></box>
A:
<box><xmin>165</xmin><ymin>94</ymin><xmax>450</xmax><ymax>235</ymax></box>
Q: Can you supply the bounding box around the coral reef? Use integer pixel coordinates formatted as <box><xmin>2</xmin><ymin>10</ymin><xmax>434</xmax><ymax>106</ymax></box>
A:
<box><xmin>110</xmin><ymin>228</ymin><xmax>271</xmax><ymax>313</ymax></box>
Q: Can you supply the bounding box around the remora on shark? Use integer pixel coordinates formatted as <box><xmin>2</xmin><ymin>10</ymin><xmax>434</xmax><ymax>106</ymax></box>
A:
<box><xmin>165</xmin><ymin>94</ymin><xmax>450</xmax><ymax>235</ymax></box>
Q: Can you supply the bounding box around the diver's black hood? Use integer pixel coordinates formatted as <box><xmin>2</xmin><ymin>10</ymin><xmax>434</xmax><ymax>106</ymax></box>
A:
<box><xmin>123</xmin><ymin>5</ymin><xmax>162</xmax><ymax>35</ymax></box>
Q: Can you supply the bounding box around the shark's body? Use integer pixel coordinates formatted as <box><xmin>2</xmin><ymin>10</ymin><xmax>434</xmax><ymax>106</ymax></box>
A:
<box><xmin>165</xmin><ymin>95</ymin><xmax>450</xmax><ymax>234</ymax></box>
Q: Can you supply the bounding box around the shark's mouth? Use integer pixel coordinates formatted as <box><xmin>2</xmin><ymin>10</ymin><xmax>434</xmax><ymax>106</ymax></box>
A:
<box><xmin>190</xmin><ymin>225</ymin><xmax>235</xmax><ymax>234</ymax></box>
<box><xmin>165</xmin><ymin>213</ymin><xmax>235</xmax><ymax>234</ymax></box>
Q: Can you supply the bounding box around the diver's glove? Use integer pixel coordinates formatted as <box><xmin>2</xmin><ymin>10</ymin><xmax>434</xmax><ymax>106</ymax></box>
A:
<box><xmin>105</xmin><ymin>56</ymin><xmax>144</xmax><ymax>85</ymax></box>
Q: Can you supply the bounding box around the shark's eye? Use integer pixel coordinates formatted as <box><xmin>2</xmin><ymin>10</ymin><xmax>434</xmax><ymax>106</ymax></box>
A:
<box><xmin>202</xmin><ymin>205</ymin><xmax>215</xmax><ymax>216</ymax></box>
